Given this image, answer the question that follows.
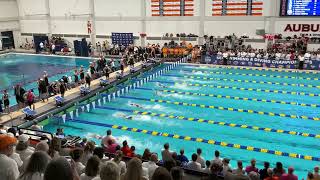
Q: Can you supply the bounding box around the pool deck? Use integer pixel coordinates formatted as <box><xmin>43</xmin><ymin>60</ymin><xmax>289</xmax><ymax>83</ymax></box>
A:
<box><xmin>0</xmin><ymin>60</ymin><xmax>144</xmax><ymax>127</ymax></box>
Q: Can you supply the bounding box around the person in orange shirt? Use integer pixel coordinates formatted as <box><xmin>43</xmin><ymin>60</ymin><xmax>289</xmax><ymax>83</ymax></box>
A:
<box><xmin>174</xmin><ymin>47</ymin><xmax>179</xmax><ymax>57</ymax></box>
<box><xmin>162</xmin><ymin>47</ymin><xmax>168</xmax><ymax>58</ymax></box>
<box><xmin>179</xmin><ymin>47</ymin><xmax>184</xmax><ymax>57</ymax></box>
<box><xmin>169</xmin><ymin>48</ymin><xmax>174</xmax><ymax>58</ymax></box>
<box><xmin>265</xmin><ymin>168</ymin><xmax>279</xmax><ymax>180</ymax></box>
<box><xmin>187</xmin><ymin>43</ymin><xmax>193</xmax><ymax>50</ymax></box>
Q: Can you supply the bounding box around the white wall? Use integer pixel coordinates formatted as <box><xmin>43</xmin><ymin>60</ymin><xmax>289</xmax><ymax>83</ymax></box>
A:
<box><xmin>146</xmin><ymin>21</ymin><xmax>199</xmax><ymax>36</ymax></box>
<box><xmin>95</xmin><ymin>0</ymin><xmax>141</xmax><ymax>17</ymax></box>
<box><xmin>50</xmin><ymin>0</ymin><xmax>90</xmax><ymax>17</ymax></box>
<box><xmin>17</xmin><ymin>0</ymin><xmax>47</xmax><ymax>16</ymax></box>
<box><xmin>0</xmin><ymin>0</ymin><xmax>19</xmax><ymax>18</ymax></box>
<box><xmin>96</xmin><ymin>21</ymin><xmax>142</xmax><ymax>35</ymax></box>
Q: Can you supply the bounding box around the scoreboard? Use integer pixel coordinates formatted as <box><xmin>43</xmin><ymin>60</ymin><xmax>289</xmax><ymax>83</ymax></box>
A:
<box><xmin>280</xmin><ymin>0</ymin><xmax>320</xmax><ymax>16</ymax></box>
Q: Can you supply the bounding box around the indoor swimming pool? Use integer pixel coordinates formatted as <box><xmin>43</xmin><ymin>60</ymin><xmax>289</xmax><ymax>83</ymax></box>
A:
<box><xmin>42</xmin><ymin>63</ymin><xmax>320</xmax><ymax>178</ymax></box>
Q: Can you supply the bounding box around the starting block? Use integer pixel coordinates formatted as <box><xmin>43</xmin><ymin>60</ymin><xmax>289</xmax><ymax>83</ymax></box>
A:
<box><xmin>55</xmin><ymin>96</ymin><xmax>64</xmax><ymax>107</ymax></box>
<box><xmin>22</xmin><ymin>107</ymin><xmax>36</xmax><ymax>120</ymax></box>
<box><xmin>100</xmin><ymin>79</ymin><xmax>109</xmax><ymax>87</ymax></box>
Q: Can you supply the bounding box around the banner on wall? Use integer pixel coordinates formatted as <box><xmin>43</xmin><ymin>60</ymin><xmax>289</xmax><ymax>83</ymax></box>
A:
<box><xmin>111</xmin><ymin>33</ymin><xmax>134</xmax><ymax>46</ymax></box>
<box><xmin>202</xmin><ymin>55</ymin><xmax>320</xmax><ymax>70</ymax></box>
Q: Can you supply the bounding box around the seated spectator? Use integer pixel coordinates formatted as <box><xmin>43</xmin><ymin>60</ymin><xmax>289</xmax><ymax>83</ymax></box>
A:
<box><xmin>203</xmin><ymin>160</ymin><xmax>211</xmax><ymax>173</ymax></box>
<box><xmin>112</xmin><ymin>150</ymin><xmax>126</xmax><ymax>175</ymax></box>
<box><xmin>142</xmin><ymin>148</ymin><xmax>151</xmax><ymax>160</ymax></box>
<box><xmin>176</xmin><ymin>149</ymin><xmax>188</xmax><ymax>166</ymax></box>
<box><xmin>152</xmin><ymin>167</ymin><xmax>172</xmax><ymax>180</ymax></box>
<box><xmin>233</xmin><ymin>160</ymin><xmax>245</xmax><ymax>175</ymax></box>
<box><xmin>245</xmin><ymin>158</ymin><xmax>258</xmax><ymax>174</ymax></box>
<box><xmin>93</xmin><ymin>147</ymin><xmax>107</xmax><ymax>163</ymax></box>
<box><xmin>120</xmin><ymin>140</ymin><xmax>131</xmax><ymax>157</ymax></box>
<box><xmin>93</xmin><ymin>161</ymin><xmax>120</xmax><ymax>180</ymax></box>
<box><xmin>142</xmin><ymin>153</ymin><xmax>159</xmax><ymax>178</ymax></box>
<box><xmin>259</xmin><ymin>161</ymin><xmax>270</xmax><ymax>180</ymax></box>
<box><xmin>18</xmin><ymin>151</ymin><xmax>51</xmax><ymax>180</ymax></box>
<box><xmin>80</xmin><ymin>156</ymin><xmax>100</xmax><ymax>180</ymax></box>
<box><xmin>273</xmin><ymin>162</ymin><xmax>285</xmax><ymax>177</ymax></box>
<box><xmin>16</xmin><ymin>134</ymin><xmax>34</xmax><ymax>163</ymax></box>
<box><xmin>101</xmin><ymin>130</ymin><xmax>116</xmax><ymax>148</ymax></box>
<box><xmin>186</xmin><ymin>153</ymin><xmax>201</xmax><ymax>171</ymax></box>
<box><xmin>121</xmin><ymin>157</ymin><xmax>147</xmax><ymax>180</ymax></box>
<box><xmin>280</xmin><ymin>167</ymin><xmax>298</xmax><ymax>180</ymax></box>
<box><xmin>161</xmin><ymin>143</ymin><xmax>173</xmax><ymax>162</ymax></box>
<box><xmin>203</xmin><ymin>162</ymin><xmax>224</xmax><ymax>180</ymax></box>
<box><xmin>105</xmin><ymin>139</ymin><xmax>118</xmax><ymax>154</ymax></box>
<box><xmin>0</xmin><ymin>134</ymin><xmax>20</xmax><ymax>180</ymax></box>
<box><xmin>211</xmin><ymin>150</ymin><xmax>222</xmax><ymax>166</ymax></box>
<box><xmin>71</xmin><ymin>148</ymin><xmax>85</xmax><ymax>175</ymax></box>
<box><xmin>248</xmin><ymin>171</ymin><xmax>260</xmax><ymax>180</ymax></box>
<box><xmin>171</xmin><ymin>152</ymin><xmax>181</xmax><ymax>166</ymax></box>
<box><xmin>44</xmin><ymin>157</ymin><xmax>79</xmax><ymax>180</ymax></box>
<box><xmin>170</xmin><ymin>167</ymin><xmax>183</xmax><ymax>180</ymax></box>
<box><xmin>196</xmin><ymin>148</ymin><xmax>205</xmax><ymax>168</ymax></box>
<box><xmin>264</xmin><ymin>168</ymin><xmax>279</xmax><ymax>180</ymax></box>
<box><xmin>48</xmin><ymin>137</ymin><xmax>61</xmax><ymax>159</ymax></box>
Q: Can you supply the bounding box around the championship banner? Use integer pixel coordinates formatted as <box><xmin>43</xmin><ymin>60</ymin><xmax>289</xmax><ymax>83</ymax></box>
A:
<box><xmin>212</xmin><ymin>0</ymin><xmax>263</xmax><ymax>16</ymax></box>
<box><xmin>203</xmin><ymin>55</ymin><xmax>320</xmax><ymax>70</ymax></box>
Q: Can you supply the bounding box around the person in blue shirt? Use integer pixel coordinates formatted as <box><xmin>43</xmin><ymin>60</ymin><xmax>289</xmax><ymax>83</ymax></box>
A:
<box><xmin>176</xmin><ymin>149</ymin><xmax>189</xmax><ymax>166</ymax></box>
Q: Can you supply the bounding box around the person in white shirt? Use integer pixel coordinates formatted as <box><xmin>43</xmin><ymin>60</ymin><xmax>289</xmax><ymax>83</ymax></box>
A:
<box><xmin>211</xmin><ymin>150</ymin><xmax>222</xmax><ymax>166</ymax></box>
<box><xmin>111</xmin><ymin>151</ymin><xmax>126</xmax><ymax>175</ymax></box>
<box><xmin>222</xmin><ymin>158</ymin><xmax>232</xmax><ymax>175</ymax></box>
<box><xmin>80</xmin><ymin>156</ymin><xmax>100</xmax><ymax>180</ymax></box>
<box><xmin>161</xmin><ymin>143</ymin><xmax>173</xmax><ymax>162</ymax></box>
<box><xmin>275</xmin><ymin>52</ymin><xmax>282</xmax><ymax>60</ymax></box>
<box><xmin>0</xmin><ymin>134</ymin><xmax>20</xmax><ymax>180</ymax></box>
<box><xmin>21</xmin><ymin>141</ymin><xmax>50</xmax><ymax>173</ymax></box>
<box><xmin>142</xmin><ymin>153</ymin><xmax>159</xmax><ymax>178</ymax></box>
<box><xmin>71</xmin><ymin>148</ymin><xmax>86</xmax><ymax>175</ymax></box>
<box><xmin>196</xmin><ymin>148</ymin><xmax>205</xmax><ymax>168</ymax></box>
<box><xmin>186</xmin><ymin>153</ymin><xmax>201</xmax><ymax>171</ymax></box>
<box><xmin>222</xmin><ymin>51</ymin><xmax>229</xmax><ymax>65</ymax></box>
<box><xmin>101</xmin><ymin>130</ymin><xmax>116</xmax><ymax>148</ymax></box>
<box><xmin>240</xmin><ymin>51</ymin><xmax>247</xmax><ymax>57</ymax></box>
<box><xmin>203</xmin><ymin>160</ymin><xmax>211</xmax><ymax>173</ymax></box>
<box><xmin>92</xmin><ymin>161</ymin><xmax>120</xmax><ymax>180</ymax></box>
<box><xmin>15</xmin><ymin>134</ymin><xmax>34</xmax><ymax>163</ymax></box>
<box><xmin>298</xmin><ymin>54</ymin><xmax>305</xmax><ymax>69</ymax></box>
<box><xmin>304</xmin><ymin>51</ymin><xmax>311</xmax><ymax>61</ymax></box>
<box><xmin>17</xmin><ymin>151</ymin><xmax>51</xmax><ymax>180</ymax></box>
<box><xmin>39</xmin><ymin>42</ymin><xmax>44</xmax><ymax>51</ymax></box>
<box><xmin>233</xmin><ymin>160</ymin><xmax>246</xmax><ymax>175</ymax></box>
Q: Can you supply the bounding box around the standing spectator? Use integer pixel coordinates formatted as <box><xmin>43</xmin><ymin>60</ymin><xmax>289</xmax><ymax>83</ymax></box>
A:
<box><xmin>176</xmin><ymin>149</ymin><xmax>188</xmax><ymax>166</ymax></box>
<box><xmin>59</xmin><ymin>80</ymin><xmax>66</xmax><ymax>97</ymax></box>
<box><xmin>80</xmin><ymin>156</ymin><xmax>100</xmax><ymax>180</ymax></box>
<box><xmin>298</xmin><ymin>53</ymin><xmax>305</xmax><ymax>70</ymax></box>
<box><xmin>17</xmin><ymin>151</ymin><xmax>51</xmax><ymax>180</ymax></box>
<box><xmin>14</xmin><ymin>84</ymin><xmax>25</xmax><ymax>108</ymax></box>
<box><xmin>233</xmin><ymin>160</ymin><xmax>245</xmax><ymax>175</ymax></box>
<box><xmin>186</xmin><ymin>153</ymin><xmax>201</xmax><ymax>171</ymax></box>
<box><xmin>82</xmin><ymin>141</ymin><xmax>95</xmax><ymax>166</ymax></box>
<box><xmin>161</xmin><ymin>143</ymin><xmax>173</xmax><ymax>162</ymax></box>
<box><xmin>121</xmin><ymin>157</ymin><xmax>147</xmax><ymax>180</ymax></box>
<box><xmin>15</xmin><ymin>134</ymin><xmax>34</xmax><ymax>163</ymax></box>
<box><xmin>79</xmin><ymin>66</ymin><xmax>85</xmax><ymax>84</ymax></box>
<box><xmin>245</xmin><ymin>159</ymin><xmax>258</xmax><ymax>174</ymax></box>
<box><xmin>259</xmin><ymin>161</ymin><xmax>270</xmax><ymax>180</ymax></box>
<box><xmin>273</xmin><ymin>162</ymin><xmax>285</xmax><ymax>178</ymax></box>
<box><xmin>280</xmin><ymin>167</ymin><xmax>298</xmax><ymax>180</ymax></box>
<box><xmin>85</xmin><ymin>73</ymin><xmax>91</xmax><ymax>89</ymax></box>
<box><xmin>0</xmin><ymin>134</ymin><xmax>19</xmax><ymax>180</ymax></box>
<box><xmin>211</xmin><ymin>150</ymin><xmax>222</xmax><ymax>166</ymax></box>
<box><xmin>48</xmin><ymin>137</ymin><xmax>61</xmax><ymax>159</ymax></box>
<box><xmin>196</xmin><ymin>148</ymin><xmax>205</xmax><ymax>168</ymax></box>
<box><xmin>142</xmin><ymin>153</ymin><xmax>159</xmax><ymax>178</ymax></box>
<box><xmin>101</xmin><ymin>130</ymin><xmax>116</xmax><ymax>148</ymax></box>
<box><xmin>2</xmin><ymin>89</ymin><xmax>10</xmax><ymax>113</ymax></box>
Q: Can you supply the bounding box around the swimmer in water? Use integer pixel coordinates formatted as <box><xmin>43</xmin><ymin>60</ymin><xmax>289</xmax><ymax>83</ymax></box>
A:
<box><xmin>156</xmin><ymin>82</ymin><xmax>167</xmax><ymax>88</ymax></box>
<box><xmin>130</xmin><ymin>103</ymin><xmax>144</xmax><ymax>109</ymax></box>
<box><xmin>116</xmin><ymin>112</ymin><xmax>133</xmax><ymax>119</ymax></box>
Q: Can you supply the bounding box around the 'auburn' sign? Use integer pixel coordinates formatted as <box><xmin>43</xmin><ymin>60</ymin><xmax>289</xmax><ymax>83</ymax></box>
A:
<box><xmin>284</xmin><ymin>24</ymin><xmax>320</xmax><ymax>32</ymax></box>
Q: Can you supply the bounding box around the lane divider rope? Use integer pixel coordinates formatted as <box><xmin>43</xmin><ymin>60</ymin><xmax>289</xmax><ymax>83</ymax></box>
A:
<box><xmin>135</xmin><ymin>87</ymin><xmax>320</xmax><ymax>108</ymax></box>
<box><xmin>54</xmin><ymin>116</ymin><xmax>320</xmax><ymax>162</ymax></box>
<box><xmin>92</xmin><ymin>105</ymin><xmax>320</xmax><ymax>139</ymax></box>
<box><xmin>111</xmin><ymin>95</ymin><xmax>320</xmax><ymax>121</ymax></box>
<box><xmin>182</xmin><ymin>64</ymin><xmax>320</xmax><ymax>74</ymax></box>
<box><xmin>178</xmin><ymin>69</ymin><xmax>319</xmax><ymax>81</ymax></box>
<box><xmin>162</xmin><ymin>74</ymin><xmax>320</xmax><ymax>89</ymax></box>
<box><xmin>149</xmin><ymin>80</ymin><xmax>319</xmax><ymax>97</ymax></box>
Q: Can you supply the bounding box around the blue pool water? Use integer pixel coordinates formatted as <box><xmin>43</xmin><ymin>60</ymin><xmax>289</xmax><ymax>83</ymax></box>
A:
<box><xmin>0</xmin><ymin>53</ymin><xmax>120</xmax><ymax>107</ymax></box>
<box><xmin>43</xmin><ymin>63</ymin><xmax>320</xmax><ymax>178</ymax></box>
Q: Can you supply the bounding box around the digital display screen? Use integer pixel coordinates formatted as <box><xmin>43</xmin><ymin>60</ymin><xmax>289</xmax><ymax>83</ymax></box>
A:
<box><xmin>281</xmin><ymin>0</ymin><xmax>320</xmax><ymax>16</ymax></box>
